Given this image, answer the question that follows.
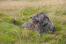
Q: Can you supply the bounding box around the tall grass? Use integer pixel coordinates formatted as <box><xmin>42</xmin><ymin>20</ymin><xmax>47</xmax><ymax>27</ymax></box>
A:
<box><xmin>0</xmin><ymin>2</ymin><xmax>66</xmax><ymax>44</ymax></box>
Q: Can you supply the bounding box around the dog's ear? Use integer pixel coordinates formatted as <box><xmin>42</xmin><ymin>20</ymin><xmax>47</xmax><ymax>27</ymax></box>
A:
<box><xmin>42</xmin><ymin>16</ymin><xmax>49</xmax><ymax>26</ymax></box>
<box><xmin>45</xmin><ymin>16</ymin><xmax>49</xmax><ymax>21</ymax></box>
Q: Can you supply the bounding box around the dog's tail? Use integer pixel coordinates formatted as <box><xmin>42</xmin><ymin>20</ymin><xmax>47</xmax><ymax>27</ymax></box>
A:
<box><xmin>11</xmin><ymin>17</ymin><xmax>16</xmax><ymax>24</ymax></box>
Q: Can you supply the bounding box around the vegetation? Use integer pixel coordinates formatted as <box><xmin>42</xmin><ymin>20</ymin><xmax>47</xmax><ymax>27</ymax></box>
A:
<box><xmin>0</xmin><ymin>0</ymin><xmax>66</xmax><ymax>44</ymax></box>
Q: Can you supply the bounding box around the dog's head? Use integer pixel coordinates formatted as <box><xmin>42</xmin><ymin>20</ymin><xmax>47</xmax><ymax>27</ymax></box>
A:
<box><xmin>30</xmin><ymin>12</ymin><xmax>48</xmax><ymax>23</ymax></box>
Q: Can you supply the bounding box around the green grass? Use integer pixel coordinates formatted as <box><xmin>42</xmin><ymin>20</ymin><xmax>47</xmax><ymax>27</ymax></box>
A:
<box><xmin>0</xmin><ymin>5</ymin><xmax>66</xmax><ymax>44</ymax></box>
<box><xmin>0</xmin><ymin>22</ymin><xmax>22</xmax><ymax>44</ymax></box>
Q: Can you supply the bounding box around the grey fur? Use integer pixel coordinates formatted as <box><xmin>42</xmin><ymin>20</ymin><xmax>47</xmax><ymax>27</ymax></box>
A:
<box><xmin>21</xmin><ymin>12</ymin><xmax>54</xmax><ymax>35</ymax></box>
<box><xmin>21</xmin><ymin>22</ymin><xmax>36</xmax><ymax>30</ymax></box>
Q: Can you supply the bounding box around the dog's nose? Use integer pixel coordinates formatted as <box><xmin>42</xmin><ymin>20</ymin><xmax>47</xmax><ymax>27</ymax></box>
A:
<box><xmin>30</xmin><ymin>16</ymin><xmax>32</xmax><ymax>18</ymax></box>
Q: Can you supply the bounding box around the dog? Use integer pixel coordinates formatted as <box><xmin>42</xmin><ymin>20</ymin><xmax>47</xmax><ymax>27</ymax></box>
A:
<box><xmin>21</xmin><ymin>12</ymin><xmax>54</xmax><ymax>35</ymax></box>
<box><xmin>30</xmin><ymin>12</ymin><xmax>54</xmax><ymax>35</ymax></box>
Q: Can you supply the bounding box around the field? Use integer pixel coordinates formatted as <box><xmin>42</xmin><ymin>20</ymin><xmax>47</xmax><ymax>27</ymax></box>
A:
<box><xmin>0</xmin><ymin>0</ymin><xmax>66</xmax><ymax>44</ymax></box>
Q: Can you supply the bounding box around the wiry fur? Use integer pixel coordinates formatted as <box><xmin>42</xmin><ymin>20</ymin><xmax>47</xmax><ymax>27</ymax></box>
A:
<box><xmin>21</xmin><ymin>12</ymin><xmax>54</xmax><ymax>35</ymax></box>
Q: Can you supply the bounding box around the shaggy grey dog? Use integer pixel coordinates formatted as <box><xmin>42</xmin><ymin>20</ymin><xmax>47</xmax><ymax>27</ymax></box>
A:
<box><xmin>30</xmin><ymin>12</ymin><xmax>54</xmax><ymax>35</ymax></box>
<box><xmin>21</xmin><ymin>12</ymin><xmax>54</xmax><ymax>35</ymax></box>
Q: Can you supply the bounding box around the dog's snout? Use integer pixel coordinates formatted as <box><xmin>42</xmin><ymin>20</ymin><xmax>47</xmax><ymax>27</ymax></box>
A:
<box><xmin>30</xmin><ymin>16</ymin><xmax>35</xmax><ymax>19</ymax></box>
<box><xmin>30</xmin><ymin>16</ymin><xmax>32</xmax><ymax>18</ymax></box>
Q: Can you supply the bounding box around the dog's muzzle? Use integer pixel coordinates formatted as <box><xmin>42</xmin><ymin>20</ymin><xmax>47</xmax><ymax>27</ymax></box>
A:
<box><xmin>30</xmin><ymin>16</ymin><xmax>39</xmax><ymax>23</ymax></box>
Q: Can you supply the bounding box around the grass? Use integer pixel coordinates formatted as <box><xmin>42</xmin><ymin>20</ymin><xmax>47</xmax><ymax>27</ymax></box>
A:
<box><xmin>0</xmin><ymin>22</ymin><xmax>22</xmax><ymax>44</ymax></box>
<box><xmin>0</xmin><ymin>0</ymin><xmax>66</xmax><ymax>44</ymax></box>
